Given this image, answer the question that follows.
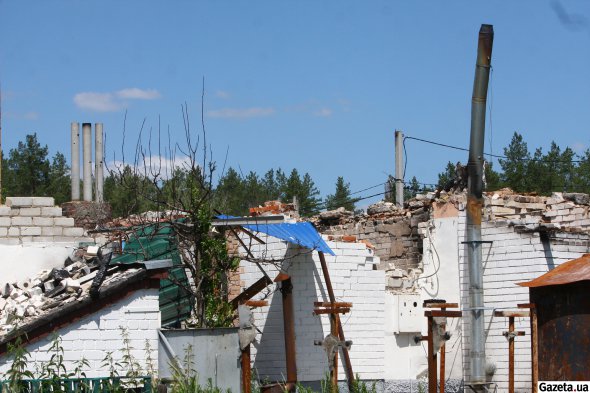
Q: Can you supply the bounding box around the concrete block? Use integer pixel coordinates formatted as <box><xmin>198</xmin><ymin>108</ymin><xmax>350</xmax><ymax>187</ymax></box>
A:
<box><xmin>0</xmin><ymin>228</ymin><xmax>6</xmax><ymax>236</ymax></box>
<box><xmin>0</xmin><ymin>238</ymin><xmax>20</xmax><ymax>245</ymax></box>
<box><xmin>62</xmin><ymin>227</ymin><xmax>85</xmax><ymax>237</ymax></box>
<box><xmin>33</xmin><ymin>217</ymin><xmax>54</xmax><ymax>226</ymax></box>
<box><xmin>7</xmin><ymin>227</ymin><xmax>20</xmax><ymax>237</ymax></box>
<box><xmin>31</xmin><ymin>236</ymin><xmax>55</xmax><ymax>243</ymax></box>
<box><xmin>11</xmin><ymin>216</ymin><xmax>32</xmax><ymax>226</ymax></box>
<box><xmin>20</xmin><ymin>227</ymin><xmax>42</xmax><ymax>236</ymax></box>
<box><xmin>31</xmin><ymin>197</ymin><xmax>55</xmax><ymax>207</ymax></box>
<box><xmin>54</xmin><ymin>217</ymin><xmax>74</xmax><ymax>227</ymax></box>
<box><xmin>41</xmin><ymin>207</ymin><xmax>63</xmax><ymax>217</ymax></box>
<box><xmin>18</xmin><ymin>208</ymin><xmax>41</xmax><ymax>216</ymax></box>
<box><xmin>0</xmin><ymin>207</ymin><xmax>10</xmax><ymax>216</ymax></box>
<box><xmin>0</xmin><ymin>217</ymin><xmax>10</xmax><ymax>227</ymax></box>
<box><xmin>5</xmin><ymin>197</ymin><xmax>33</xmax><ymax>207</ymax></box>
<box><xmin>41</xmin><ymin>226</ymin><xmax>62</xmax><ymax>236</ymax></box>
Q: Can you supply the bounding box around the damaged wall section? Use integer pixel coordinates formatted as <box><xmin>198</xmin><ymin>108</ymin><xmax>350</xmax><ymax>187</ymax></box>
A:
<box><xmin>238</xmin><ymin>233</ymin><xmax>385</xmax><ymax>383</ymax></box>
<box><xmin>457</xmin><ymin>191</ymin><xmax>590</xmax><ymax>392</ymax></box>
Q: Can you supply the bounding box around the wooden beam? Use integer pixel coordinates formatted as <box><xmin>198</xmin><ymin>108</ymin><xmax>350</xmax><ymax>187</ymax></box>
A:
<box><xmin>423</xmin><ymin>303</ymin><xmax>458</xmax><ymax>309</ymax></box>
<box><xmin>313</xmin><ymin>301</ymin><xmax>353</xmax><ymax>308</ymax></box>
<box><xmin>313</xmin><ymin>307</ymin><xmax>351</xmax><ymax>315</ymax></box>
<box><xmin>318</xmin><ymin>251</ymin><xmax>354</xmax><ymax>391</ymax></box>
<box><xmin>244</xmin><ymin>300</ymin><xmax>268</xmax><ymax>308</ymax></box>
<box><xmin>424</xmin><ymin>310</ymin><xmax>462</xmax><ymax>318</ymax></box>
<box><xmin>494</xmin><ymin>310</ymin><xmax>530</xmax><ymax>318</ymax></box>
<box><xmin>231</xmin><ymin>276</ymin><xmax>273</xmax><ymax>309</ymax></box>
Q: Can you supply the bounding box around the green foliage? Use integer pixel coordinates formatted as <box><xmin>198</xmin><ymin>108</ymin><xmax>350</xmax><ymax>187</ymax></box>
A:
<box><xmin>1</xmin><ymin>133</ymin><xmax>70</xmax><ymax>204</ymax></box>
<box><xmin>325</xmin><ymin>177</ymin><xmax>356</xmax><ymax>211</ymax></box>
<box><xmin>104</xmin><ymin>165</ymin><xmax>159</xmax><ymax>217</ymax></box>
<box><xmin>437</xmin><ymin>162</ymin><xmax>456</xmax><ymax>191</ymax></box>
<box><xmin>4</xmin><ymin>334</ymin><xmax>34</xmax><ymax>393</ymax></box>
<box><xmin>499</xmin><ymin>132</ymin><xmax>530</xmax><ymax>192</ymax></box>
<box><xmin>213</xmin><ymin>167</ymin><xmax>321</xmax><ymax>217</ymax></box>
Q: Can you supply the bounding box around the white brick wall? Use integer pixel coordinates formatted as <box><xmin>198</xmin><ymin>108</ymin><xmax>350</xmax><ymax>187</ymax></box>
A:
<box><xmin>239</xmin><ymin>235</ymin><xmax>385</xmax><ymax>382</ymax></box>
<box><xmin>0</xmin><ymin>288</ymin><xmax>161</xmax><ymax>378</ymax></box>
<box><xmin>0</xmin><ymin>197</ymin><xmax>91</xmax><ymax>245</ymax></box>
<box><xmin>458</xmin><ymin>212</ymin><xmax>590</xmax><ymax>392</ymax></box>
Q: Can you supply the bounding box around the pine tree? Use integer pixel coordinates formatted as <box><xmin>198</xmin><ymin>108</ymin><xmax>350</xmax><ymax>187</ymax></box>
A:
<box><xmin>325</xmin><ymin>176</ymin><xmax>355</xmax><ymax>211</ymax></box>
<box><xmin>499</xmin><ymin>132</ymin><xmax>530</xmax><ymax>192</ymax></box>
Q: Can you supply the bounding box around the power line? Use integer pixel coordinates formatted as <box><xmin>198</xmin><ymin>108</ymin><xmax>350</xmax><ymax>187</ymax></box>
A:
<box><xmin>404</xmin><ymin>135</ymin><xmax>585</xmax><ymax>163</ymax></box>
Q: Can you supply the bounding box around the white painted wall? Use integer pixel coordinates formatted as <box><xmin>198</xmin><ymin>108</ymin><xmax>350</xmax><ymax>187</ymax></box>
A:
<box><xmin>0</xmin><ymin>244</ymin><xmax>73</xmax><ymax>284</ymax></box>
<box><xmin>0</xmin><ymin>289</ymin><xmax>161</xmax><ymax>378</ymax></box>
<box><xmin>382</xmin><ymin>215</ymin><xmax>464</xmax><ymax>382</ymax></box>
<box><xmin>240</xmin><ymin>235</ymin><xmax>385</xmax><ymax>382</ymax></box>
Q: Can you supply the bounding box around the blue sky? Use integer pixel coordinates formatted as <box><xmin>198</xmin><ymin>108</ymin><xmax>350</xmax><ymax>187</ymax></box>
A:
<box><xmin>1</xmin><ymin>1</ymin><xmax>589</xmax><ymax>206</ymax></box>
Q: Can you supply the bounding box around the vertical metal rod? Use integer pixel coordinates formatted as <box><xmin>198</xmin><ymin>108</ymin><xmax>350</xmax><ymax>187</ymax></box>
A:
<box><xmin>508</xmin><ymin>316</ymin><xmax>515</xmax><ymax>393</ymax></box>
<box><xmin>395</xmin><ymin>130</ymin><xmax>404</xmax><ymax>207</ymax></box>
<box><xmin>71</xmin><ymin>122</ymin><xmax>80</xmax><ymax>201</ymax></box>
<box><xmin>281</xmin><ymin>278</ymin><xmax>297</xmax><ymax>388</ymax></box>
<box><xmin>82</xmin><ymin>123</ymin><xmax>92</xmax><ymax>201</ymax></box>
<box><xmin>466</xmin><ymin>24</ymin><xmax>493</xmax><ymax>386</ymax></box>
<box><xmin>440</xmin><ymin>308</ymin><xmax>447</xmax><ymax>393</ymax></box>
<box><xmin>242</xmin><ymin>344</ymin><xmax>251</xmax><ymax>393</ymax></box>
<box><xmin>330</xmin><ymin>316</ymin><xmax>338</xmax><ymax>392</ymax></box>
<box><xmin>427</xmin><ymin>316</ymin><xmax>437</xmax><ymax>393</ymax></box>
<box><xmin>530</xmin><ymin>307</ymin><xmax>538</xmax><ymax>393</ymax></box>
<box><xmin>318</xmin><ymin>251</ymin><xmax>354</xmax><ymax>390</ymax></box>
<box><xmin>95</xmin><ymin>123</ymin><xmax>104</xmax><ymax>203</ymax></box>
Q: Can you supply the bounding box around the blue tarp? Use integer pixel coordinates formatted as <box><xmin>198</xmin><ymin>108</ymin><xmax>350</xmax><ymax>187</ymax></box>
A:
<box><xmin>216</xmin><ymin>215</ymin><xmax>335</xmax><ymax>255</ymax></box>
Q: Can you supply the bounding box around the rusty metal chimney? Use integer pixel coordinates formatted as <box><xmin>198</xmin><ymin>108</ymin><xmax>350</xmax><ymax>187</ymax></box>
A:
<box><xmin>466</xmin><ymin>24</ymin><xmax>493</xmax><ymax>387</ymax></box>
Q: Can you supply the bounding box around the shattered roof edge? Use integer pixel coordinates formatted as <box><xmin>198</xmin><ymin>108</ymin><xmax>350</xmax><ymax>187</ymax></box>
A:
<box><xmin>0</xmin><ymin>266</ymin><xmax>161</xmax><ymax>353</ymax></box>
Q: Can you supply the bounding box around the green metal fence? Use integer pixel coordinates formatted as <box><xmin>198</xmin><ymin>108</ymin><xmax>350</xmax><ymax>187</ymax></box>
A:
<box><xmin>0</xmin><ymin>376</ymin><xmax>153</xmax><ymax>393</ymax></box>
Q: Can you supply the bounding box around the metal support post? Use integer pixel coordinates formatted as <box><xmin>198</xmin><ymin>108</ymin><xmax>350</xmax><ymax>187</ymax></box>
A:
<box><xmin>395</xmin><ymin>130</ymin><xmax>404</xmax><ymax>207</ymax></box>
<box><xmin>281</xmin><ymin>278</ymin><xmax>297</xmax><ymax>389</ymax></box>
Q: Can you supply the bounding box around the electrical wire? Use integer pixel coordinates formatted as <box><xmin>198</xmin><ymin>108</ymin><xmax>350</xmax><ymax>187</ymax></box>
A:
<box><xmin>404</xmin><ymin>135</ymin><xmax>585</xmax><ymax>163</ymax></box>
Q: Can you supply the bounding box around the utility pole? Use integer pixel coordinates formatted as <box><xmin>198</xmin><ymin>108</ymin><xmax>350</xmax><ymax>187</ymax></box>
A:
<box><xmin>394</xmin><ymin>130</ymin><xmax>404</xmax><ymax>207</ymax></box>
<box><xmin>466</xmin><ymin>24</ymin><xmax>494</xmax><ymax>390</ymax></box>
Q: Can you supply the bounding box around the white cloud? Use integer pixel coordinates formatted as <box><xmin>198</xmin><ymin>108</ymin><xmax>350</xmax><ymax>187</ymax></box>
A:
<box><xmin>74</xmin><ymin>92</ymin><xmax>123</xmax><ymax>112</ymax></box>
<box><xmin>215</xmin><ymin>90</ymin><xmax>231</xmax><ymax>99</ymax></box>
<box><xmin>74</xmin><ymin>87</ymin><xmax>161</xmax><ymax>112</ymax></box>
<box><xmin>571</xmin><ymin>142</ymin><xmax>586</xmax><ymax>153</ymax></box>
<box><xmin>207</xmin><ymin>107</ymin><xmax>275</xmax><ymax>119</ymax></box>
<box><xmin>106</xmin><ymin>155</ymin><xmax>195</xmax><ymax>180</ymax></box>
<box><xmin>314</xmin><ymin>108</ymin><xmax>333</xmax><ymax>117</ymax></box>
<box><xmin>116</xmin><ymin>88</ymin><xmax>161</xmax><ymax>100</ymax></box>
<box><xmin>4</xmin><ymin>110</ymin><xmax>39</xmax><ymax>120</ymax></box>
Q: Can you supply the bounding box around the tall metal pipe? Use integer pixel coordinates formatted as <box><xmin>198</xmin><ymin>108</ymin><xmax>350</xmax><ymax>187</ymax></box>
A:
<box><xmin>281</xmin><ymin>278</ymin><xmax>297</xmax><ymax>386</ymax></box>
<box><xmin>71</xmin><ymin>122</ymin><xmax>80</xmax><ymax>201</ymax></box>
<box><xmin>82</xmin><ymin>123</ymin><xmax>92</xmax><ymax>201</ymax></box>
<box><xmin>95</xmin><ymin>123</ymin><xmax>104</xmax><ymax>203</ymax></box>
<box><xmin>466</xmin><ymin>24</ymin><xmax>493</xmax><ymax>386</ymax></box>
<box><xmin>395</xmin><ymin>130</ymin><xmax>404</xmax><ymax>207</ymax></box>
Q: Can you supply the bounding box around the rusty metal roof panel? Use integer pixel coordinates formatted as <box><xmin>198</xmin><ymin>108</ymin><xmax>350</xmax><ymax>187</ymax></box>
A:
<box><xmin>518</xmin><ymin>253</ymin><xmax>590</xmax><ymax>287</ymax></box>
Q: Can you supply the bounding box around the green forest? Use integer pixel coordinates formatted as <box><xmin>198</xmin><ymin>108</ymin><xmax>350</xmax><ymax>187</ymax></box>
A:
<box><xmin>2</xmin><ymin>132</ymin><xmax>590</xmax><ymax>218</ymax></box>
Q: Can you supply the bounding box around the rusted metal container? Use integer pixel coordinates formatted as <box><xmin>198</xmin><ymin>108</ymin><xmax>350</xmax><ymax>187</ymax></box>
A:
<box><xmin>519</xmin><ymin>254</ymin><xmax>590</xmax><ymax>380</ymax></box>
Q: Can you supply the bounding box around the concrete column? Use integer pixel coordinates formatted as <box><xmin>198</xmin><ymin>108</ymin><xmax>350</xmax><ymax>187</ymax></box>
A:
<box><xmin>82</xmin><ymin>123</ymin><xmax>92</xmax><ymax>201</ymax></box>
<box><xmin>95</xmin><ymin>123</ymin><xmax>104</xmax><ymax>203</ymax></box>
<box><xmin>71</xmin><ymin>122</ymin><xmax>80</xmax><ymax>201</ymax></box>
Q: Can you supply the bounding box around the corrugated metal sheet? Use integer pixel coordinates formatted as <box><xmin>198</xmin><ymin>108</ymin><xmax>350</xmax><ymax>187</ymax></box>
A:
<box><xmin>242</xmin><ymin>221</ymin><xmax>335</xmax><ymax>256</ymax></box>
<box><xmin>110</xmin><ymin>223</ymin><xmax>192</xmax><ymax>327</ymax></box>
<box><xmin>518</xmin><ymin>253</ymin><xmax>590</xmax><ymax>287</ymax></box>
